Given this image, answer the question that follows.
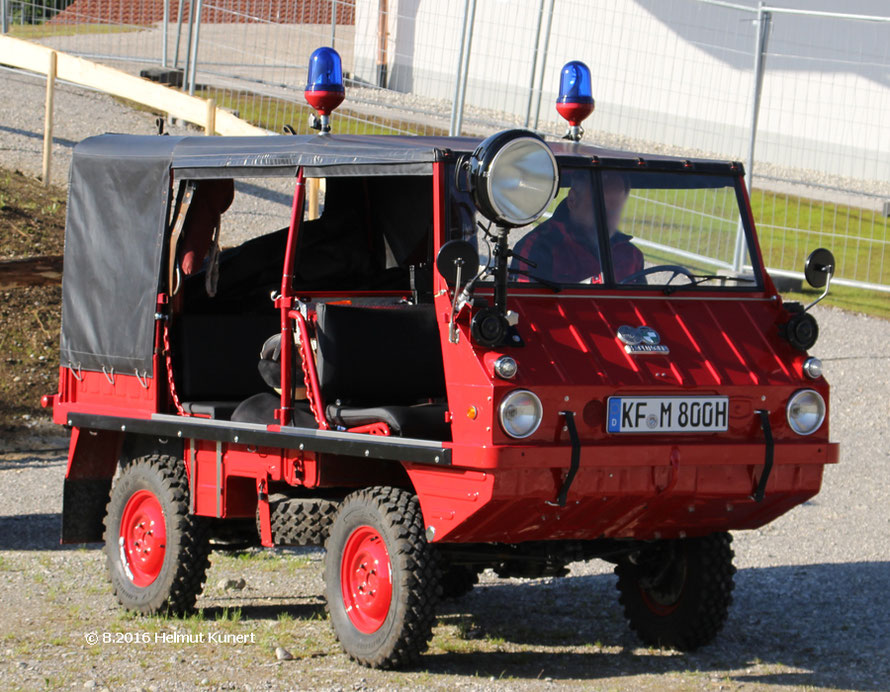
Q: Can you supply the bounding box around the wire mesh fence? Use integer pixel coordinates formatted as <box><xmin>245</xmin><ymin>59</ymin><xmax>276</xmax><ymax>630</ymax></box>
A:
<box><xmin>3</xmin><ymin>0</ymin><xmax>888</xmax><ymax>292</ymax></box>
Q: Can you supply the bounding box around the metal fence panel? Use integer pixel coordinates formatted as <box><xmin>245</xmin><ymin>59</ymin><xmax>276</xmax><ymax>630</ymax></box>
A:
<box><xmin>3</xmin><ymin>0</ymin><xmax>888</xmax><ymax>291</ymax></box>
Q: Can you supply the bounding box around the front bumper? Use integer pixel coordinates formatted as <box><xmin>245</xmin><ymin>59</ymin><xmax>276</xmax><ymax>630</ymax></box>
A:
<box><xmin>407</xmin><ymin>439</ymin><xmax>838</xmax><ymax>543</ymax></box>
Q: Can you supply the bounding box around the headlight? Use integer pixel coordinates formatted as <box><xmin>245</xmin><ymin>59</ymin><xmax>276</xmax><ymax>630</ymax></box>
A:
<box><xmin>498</xmin><ymin>389</ymin><xmax>543</xmax><ymax>439</ymax></box>
<box><xmin>786</xmin><ymin>389</ymin><xmax>826</xmax><ymax>435</ymax></box>
<box><xmin>468</xmin><ymin>129</ymin><xmax>558</xmax><ymax>227</ymax></box>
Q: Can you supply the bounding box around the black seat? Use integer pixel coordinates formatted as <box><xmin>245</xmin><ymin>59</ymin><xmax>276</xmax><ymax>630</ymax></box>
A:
<box><xmin>315</xmin><ymin>303</ymin><xmax>449</xmax><ymax>440</ymax></box>
<box><xmin>174</xmin><ymin>312</ymin><xmax>279</xmax><ymax>418</ymax></box>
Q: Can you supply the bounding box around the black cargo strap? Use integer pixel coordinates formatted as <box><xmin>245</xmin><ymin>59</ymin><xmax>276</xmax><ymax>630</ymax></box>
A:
<box><xmin>549</xmin><ymin>410</ymin><xmax>581</xmax><ymax>507</ymax></box>
<box><xmin>753</xmin><ymin>409</ymin><xmax>774</xmax><ymax>503</ymax></box>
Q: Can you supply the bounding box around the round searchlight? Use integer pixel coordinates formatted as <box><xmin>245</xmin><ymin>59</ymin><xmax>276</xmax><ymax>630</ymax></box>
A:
<box><xmin>467</xmin><ymin>129</ymin><xmax>559</xmax><ymax>227</ymax></box>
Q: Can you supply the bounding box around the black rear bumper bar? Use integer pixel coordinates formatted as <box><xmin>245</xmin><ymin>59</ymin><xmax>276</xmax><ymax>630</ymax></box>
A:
<box><xmin>65</xmin><ymin>412</ymin><xmax>451</xmax><ymax>466</ymax></box>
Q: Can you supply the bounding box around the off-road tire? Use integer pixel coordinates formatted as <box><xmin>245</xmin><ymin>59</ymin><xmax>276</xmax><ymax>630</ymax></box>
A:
<box><xmin>268</xmin><ymin>495</ymin><xmax>339</xmax><ymax>546</ymax></box>
<box><xmin>104</xmin><ymin>453</ymin><xmax>211</xmax><ymax>614</ymax></box>
<box><xmin>439</xmin><ymin>564</ymin><xmax>479</xmax><ymax>599</ymax></box>
<box><xmin>615</xmin><ymin>532</ymin><xmax>735</xmax><ymax>651</ymax></box>
<box><xmin>324</xmin><ymin>486</ymin><xmax>440</xmax><ymax>669</ymax></box>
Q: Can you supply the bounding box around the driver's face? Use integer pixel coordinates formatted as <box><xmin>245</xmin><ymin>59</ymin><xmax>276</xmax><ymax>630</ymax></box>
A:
<box><xmin>566</xmin><ymin>178</ymin><xmax>595</xmax><ymax>229</ymax></box>
<box><xmin>603</xmin><ymin>174</ymin><xmax>629</xmax><ymax>236</ymax></box>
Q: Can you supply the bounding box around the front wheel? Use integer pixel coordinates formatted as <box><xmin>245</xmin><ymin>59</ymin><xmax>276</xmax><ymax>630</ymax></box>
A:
<box><xmin>324</xmin><ymin>487</ymin><xmax>440</xmax><ymax>669</ymax></box>
<box><xmin>615</xmin><ymin>532</ymin><xmax>735</xmax><ymax>651</ymax></box>
<box><xmin>103</xmin><ymin>453</ymin><xmax>210</xmax><ymax>614</ymax></box>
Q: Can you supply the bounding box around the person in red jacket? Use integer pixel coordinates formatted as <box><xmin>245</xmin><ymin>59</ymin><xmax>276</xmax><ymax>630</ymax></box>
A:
<box><xmin>511</xmin><ymin>170</ymin><xmax>644</xmax><ymax>284</ymax></box>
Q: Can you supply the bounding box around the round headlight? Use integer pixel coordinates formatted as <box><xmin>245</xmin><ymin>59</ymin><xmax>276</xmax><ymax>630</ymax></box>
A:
<box><xmin>498</xmin><ymin>389</ymin><xmax>543</xmax><ymax>439</ymax></box>
<box><xmin>786</xmin><ymin>389</ymin><xmax>826</xmax><ymax>435</ymax></box>
<box><xmin>468</xmin><ymin>129</ymin><xmax>559</xmax><ymax>227</ymax></box>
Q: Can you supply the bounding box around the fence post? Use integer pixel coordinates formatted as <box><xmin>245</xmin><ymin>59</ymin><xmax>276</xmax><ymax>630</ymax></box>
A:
<box><xmin>173</xmin><ymin>0</ymin><xmax>185</xmax><ymax>69</ymax></box>
<box><xmin>523</xmin><ymin>0</ymin><xmax>545</xmax><ymax>128</ymax></box>
<box><xmin>449</xmin><ymin>0</ymin><xmax>477</xmax><ymax>136</ymax></box>
<box><xmin>531</xmin><ymin>0</ymin><xmax>554</xmax><ymax>129</ymax></box>
<box><xmin>376</xmin><ymin>0</ymin><xmax>388</xmax><ymax>88</ymax></box>
<box><xmin>183</xmin><ymin>0</ymin><xmax>196</xmax><ymax>91</ymax></box>
<box><xmin>733</xmin><ymin>1</ymin><xmax>771</xmax><ymax>272</ymax></box>
<box><xmin>162</xmin><ymin>0</ymin><xmax>169</xmax><ymax>67</ymax></box>
<box><xmin>307</xmin><ymin>178</ymin><xmax>320</xmax><ymax>219</ymax></box>
<box><xmin>330</xmin><ymin>0</ymin><xmax>337</xmax><ymax>49</ymax></box>
<box><xmin>205</xmin><ymin>98</ymin><xmax>216</xmax><ymax>135</ymax></box>
<box><xmin>1</xmin><ymin>0</ymin><xmax>8</xmax><ymax>35</ymax></box>
<box><xmin>187</xmin><ymin>0</ymin><xmax>203</xmax><ymax>96</ymax></box>
<box><xmin>42</xmin><ymin>51</ymin><xmax>57</xmax><ymax>188</ymax></box>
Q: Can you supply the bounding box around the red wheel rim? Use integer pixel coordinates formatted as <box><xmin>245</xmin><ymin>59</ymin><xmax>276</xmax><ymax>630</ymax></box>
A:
<box><xmin>340</xmin><ymin>525</ymin><xmax>393</xmax><ymax>634</ymax></box>
<box><xmin>119</xmin><ymin>489</ymin><xmax>167</xmax><ymax>587</ymax></box>
<box><xmin>638</xmin><ymin>554</ymin><xmax>687</xmax><ymax>616</ymax></box>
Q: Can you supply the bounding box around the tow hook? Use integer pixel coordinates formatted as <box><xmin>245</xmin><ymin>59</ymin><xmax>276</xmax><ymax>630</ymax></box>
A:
<box><xmin>752</xmin><ymin>410</ymin><xmax>774</xmax><ymax>502</ymax></box>
<box><xmin>548</xmin><ymin>411</ymin><xmax>580</xmax><ymax>507</ymax></box>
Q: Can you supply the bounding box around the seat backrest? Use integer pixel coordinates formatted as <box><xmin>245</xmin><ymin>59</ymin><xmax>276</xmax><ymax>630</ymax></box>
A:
<box><xmin>315</xmin><ymin>303</ymin><xmax>446</xmax><ymax>407</ymax></box>
<box><xmin>173</xmin><ymin>312</ymin><xmax>279</xmax><ymax>401</ymax></box>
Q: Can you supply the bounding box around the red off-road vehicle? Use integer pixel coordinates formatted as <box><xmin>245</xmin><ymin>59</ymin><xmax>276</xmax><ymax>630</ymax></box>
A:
<box><xmin>49</xmin><ymin>57</ymin><xmax>838</xmax><ymax>668</ymax></box>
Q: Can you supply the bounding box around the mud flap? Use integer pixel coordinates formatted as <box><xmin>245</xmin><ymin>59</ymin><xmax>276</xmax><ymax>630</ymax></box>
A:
<box><xmin>61</xmin><ymin>477</ymin><xmax>112</xmax><ymax>543</ymax></box>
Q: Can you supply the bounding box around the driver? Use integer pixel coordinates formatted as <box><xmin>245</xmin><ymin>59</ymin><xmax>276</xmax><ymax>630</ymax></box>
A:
<box><xmin>510</xmin><ymin>170</ymin><xmax>643</xmax><ymax>283</ymax></box>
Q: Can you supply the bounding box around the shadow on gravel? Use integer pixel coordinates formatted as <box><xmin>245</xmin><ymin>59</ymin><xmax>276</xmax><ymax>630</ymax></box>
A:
<box><xmin>201</xmin><ymin>601</ymin><xmax>326</xmax><ymax>622</ymax></box>
<box><xmin>432</xmin><ymin>563</ymin><xmax>889</xmax><ymax>690</ymax></box>
<box><xmin>0</xmin><ymin>124</ymin><xmax>78</xmax><ymax>149</ymax></box>
<box><xmin>0</xmin><ymin>512</ymin><xmax>95</xmax><ymax>551</ymax></box>
<box><xmin>0</xmin><ymin>450</ymin><xmax>67</xmax><ymax>471</ymax></box>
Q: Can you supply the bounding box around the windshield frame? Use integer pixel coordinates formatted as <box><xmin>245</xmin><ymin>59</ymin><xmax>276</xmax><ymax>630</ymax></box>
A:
<box><xmin>592</xmin><ymin>166</ymin><xmax>764</xmax><ymax>293</ymax></box>
<box><xmin>447</xmin><ymin>159</ymin><xmax>766</xmax><ymax>295</ymax></box>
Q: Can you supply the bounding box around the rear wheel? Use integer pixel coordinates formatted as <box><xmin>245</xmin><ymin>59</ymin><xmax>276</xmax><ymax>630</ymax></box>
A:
<box><xmin>615</xmin><ymin>532</ymin><xmax>735</xmax><ymax>651</ymax></box>
<box><xmin>324</xmin><ymin>487</ymin><xmax>439</xmax><ymax>669</ymax></box>
<box><xmin>104</xmin><ymin>454</ymin><xmax>210</xmax><ymax>614</ymax></box>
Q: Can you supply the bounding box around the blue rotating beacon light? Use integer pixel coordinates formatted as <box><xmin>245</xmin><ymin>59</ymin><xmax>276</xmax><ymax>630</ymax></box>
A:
<box><xmin>556</xmin><ymin>60</ymin><xmax>594</xmax><ymax>141</ymax></box>
<box><xmin>305</xmin><ymin>47</ymin><xmax>345</xmax><ymax>134</ymax></box>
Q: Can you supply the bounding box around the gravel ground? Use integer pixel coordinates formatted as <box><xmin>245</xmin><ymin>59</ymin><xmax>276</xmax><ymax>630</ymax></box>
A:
<box><xmin>0</xmin><ymin>304</ymin><xmax>887</xmax><ymax>692</ymax></box>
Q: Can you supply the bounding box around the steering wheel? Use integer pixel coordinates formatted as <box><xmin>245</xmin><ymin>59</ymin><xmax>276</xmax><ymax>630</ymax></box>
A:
<box><xmin>619</xmin><ymin>264</ymin><xmax>695</xmax><ymax>286</ymax></box>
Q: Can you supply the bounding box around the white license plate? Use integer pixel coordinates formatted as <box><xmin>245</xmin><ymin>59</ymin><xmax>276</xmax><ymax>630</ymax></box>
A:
<box><xmin>607</xmin><ymin>396</ymin><xmax>729</xmax><ymax>433</ymax></box>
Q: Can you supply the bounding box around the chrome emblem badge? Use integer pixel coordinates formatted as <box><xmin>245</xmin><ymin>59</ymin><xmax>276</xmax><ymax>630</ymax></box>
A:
<box><xmin>639</xmin><ymin>326</ymin><xmax>660</xmax><ymax>345</ymax></box>
<box><xmin>617</xmin><ymin>325</ymin><xmax>641</xmax><ymax>345</ymax></box>
<box><xmin>617</xmin><ymin>325</ymin><xmax>669</xmax><ymax>354</ymax></box>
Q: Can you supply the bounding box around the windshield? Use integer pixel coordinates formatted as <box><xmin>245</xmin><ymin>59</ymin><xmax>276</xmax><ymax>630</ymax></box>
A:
<box><xmin>450</xmin><ymin>166</ymin><xmax>761</xmax><ymax>291</ymax></box>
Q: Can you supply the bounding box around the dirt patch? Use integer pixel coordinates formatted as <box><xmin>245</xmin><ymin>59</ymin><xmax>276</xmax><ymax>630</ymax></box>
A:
<box><xmin>0</xmin><ymin>170</ymin><xmax>66</xmax><ymax>433</ymax></box>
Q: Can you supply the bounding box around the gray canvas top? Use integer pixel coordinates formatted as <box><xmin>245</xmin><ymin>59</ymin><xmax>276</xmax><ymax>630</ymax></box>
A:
<box><xmin>60</xmin><ymin>133</ymin><xmax>741</xmax><ymax>375</ymax></box>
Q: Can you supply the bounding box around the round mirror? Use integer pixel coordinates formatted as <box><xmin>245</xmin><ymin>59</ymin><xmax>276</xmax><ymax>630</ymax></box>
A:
<box><xmin>468</xmin><ymin>129</ymin><xmax>559</xmax><ymax>227</ymax></box>
<box><xmin>804</xmin><ymin>248</ymin><xmax>835</xmax><ymax>289</ymax></box>
<box><xmin>436</xmin><ymin>239</ymin><xmax>479</xmax><ymax>285</ymax></box>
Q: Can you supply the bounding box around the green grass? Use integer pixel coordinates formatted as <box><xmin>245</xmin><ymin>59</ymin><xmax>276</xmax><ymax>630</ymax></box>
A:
<box><xmin>750</xmin><ymin>188</ymin><xmax>889</xmax><ymax>289</ymax></box>
<box><xmin>781</xmin><ymin>284</ymin><xmax>890</xmax><ymax>320</ymax></box>
<box><xmin>196</xmin><ymin>87</ymin><xmax>448</xmax><ymax>137</ymax></box>
<box><xmin>618</xmin><ymin>184</ymin><xmax>888</xmax><ymax>305</ymax></box>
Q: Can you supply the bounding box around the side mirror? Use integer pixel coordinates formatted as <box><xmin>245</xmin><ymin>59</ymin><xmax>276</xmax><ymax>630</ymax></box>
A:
<box><xmin>435</xmin><ymin>239</ymin><xmax>479</xmax><ymax>286</ymax></box>
<box><xmin>804</xmin><ymin>248</ymin><xmax>835</xmax><ymax>289</ymax></box>
<box><xmin>801</xmin><ymin>247</ymin><xmax>835</xmax><ymax>313</ymax></box>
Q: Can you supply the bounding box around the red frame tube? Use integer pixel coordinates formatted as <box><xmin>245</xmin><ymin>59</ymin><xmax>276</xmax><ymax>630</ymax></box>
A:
<box><xmin>276</xmin><ymin>169</ymin><xmax>306</xmax><ymax>425</ymax></box>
